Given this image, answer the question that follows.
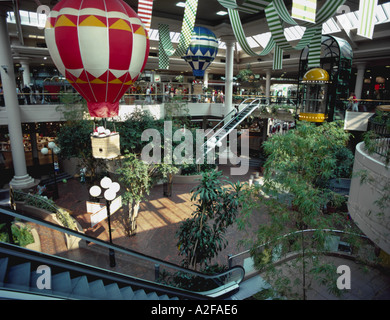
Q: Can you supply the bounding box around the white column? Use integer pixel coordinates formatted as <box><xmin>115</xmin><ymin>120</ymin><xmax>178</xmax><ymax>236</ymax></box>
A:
<box><xmin>265</xmin><ymin>68</ymin><xmax>272</xmax><ymax>102</ymax></box>
<box><xmin>221</xmin><ymin>36</ymin><xmax>236</xmax><ymax>124</ymax></box>
<box><xmin>0</xmin><ymin>7</ymin><xmax>35</xmax><ymax>189</ymax></box>
<box><xmin>354</xmin><ymin>62</ymin><xmax>366</xmax><ymax>100</ymax></box>
<box><xmin>20</xmin><ymin>60</ymin><xmax>31</xmax><ymax>87</ymax></box>
<box><xmin>203</xmin><ymin>70</ymin><xmax>209</xmax><ymax>89</ymax></box>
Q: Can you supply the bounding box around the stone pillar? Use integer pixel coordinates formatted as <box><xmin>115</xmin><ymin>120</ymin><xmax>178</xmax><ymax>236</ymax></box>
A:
<box><xmin>20</xmin><ymin>59</ymin><xmax>31</xmax><ymax>88</ymax></box>
<box><xmin>221</xmin><ymin>36</ymin><xmax>236</xmax><ymax>124</ymax></box>
<box><xmin>203</xmin><ymin>70</ymin><xmax>209</xmax><ymax>89</ymax></box>
<box><xmin>354</xmin><ymin>62</ymin><xmax>366</xmax><ymax>100</ymax></box>
<box><xmin>0</xmin><ymin>7</ymin><xmax>35</xmax><ymax>189</ymax></box>
<box><xmin>265</xmin><ymin>68</ymin><xmax>272</xmax><ymax>103</ymax></box>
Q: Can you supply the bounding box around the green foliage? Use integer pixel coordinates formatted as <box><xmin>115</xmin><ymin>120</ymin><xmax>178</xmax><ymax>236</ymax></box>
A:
<box><xmin>56</xmin><ymin>119</ymin><xmax>107</xmax><ymax>181</ymax></box>
<box><xmin>180</xmin><ymin>163</ymin><xmax>216</xmax><ymax>176</ymax></box>
<box><xmin>0</xmin><ymin>223</ymin><xmax>34</xmax><ymax>247</ymax></box>
<box><xmin>164</xmin><ymin>96</ymin><xmax>192</xmax><ymax>129</ymax></box>
<box><xmin>176</xmin><ymin>170</ymin><xmax>243</xmax><ymax>270</ymax></box>
<box><xmin>116</xmin><ymin>108</ymin><xmax>164</xmax><ymax>155</ymax></box>
<box><xmin>116</xmin><ymin>153</ymin><xmax>178</xmax><ymax>205</ymax></box>
<box><xmin>14</xmin><ymin>191</ymin><xmax>77</xmax><ymax>230</ymax></box>
<box><xmin>239</xmin><ymin>121</ymin><xmax>363</xmax><ymax>299</ymax></box>
<box><xmin>116</xmin><ymin>153</ymin><xmax>178</xmax><ymax>236</ymax></box>
<box><xmin>56</xmin><ymin>93</ymin><xmax>87</xmax><ymax>121</ymax></box>
<box><xmin>236</xmin><ymin>68</ymin><xmax>257</xmax><ymax>83</ymax></box>
<box><xmin>11</xmin><ymin>224</ymin><xmax>34</xmax><ymax>247</ymax></box>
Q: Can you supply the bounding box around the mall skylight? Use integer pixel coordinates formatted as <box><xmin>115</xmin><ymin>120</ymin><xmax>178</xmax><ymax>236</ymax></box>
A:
<box><xmin>6</xmin><ymin>2</ymin><xmax>390</xmax><ymax>51</ymax></box>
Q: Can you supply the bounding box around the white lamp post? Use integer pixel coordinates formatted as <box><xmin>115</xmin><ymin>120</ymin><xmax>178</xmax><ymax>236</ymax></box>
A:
<box><xmin>41</xmin><ymin>142</ymin><xmax>60</xmax><ymax>200</ymax></box>
<box><xmin>89</xmin><ymin>176</ymin><xmax>120</xmax><ymax>267</ymax></box>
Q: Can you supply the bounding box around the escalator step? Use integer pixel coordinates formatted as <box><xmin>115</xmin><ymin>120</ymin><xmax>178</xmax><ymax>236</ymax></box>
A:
<box><xmin>52</xmin><ymin>271</ymin><xmax>72</xmax><ymax>297</ymax></box>
<box><xmin>89</xmin><ymin>280</ymin><xmax>107</xmax><ymax>299</ymax></box>
<box><xmin>147</xmin><ymin>292</ymin><xmax>159</xmax><ymax>300</ymax></box>
<box><xmin>105</xmin><ymin>283</ymin><xmax>123</xmax><ymax>300</ymax></box>
<box><xmin>30</xmin><ymin>270</ymin><xmax>53</xmax><ymax>295</ymax></box>
<box><xmin>120</xmin><ymin>286</ymin><xmax>135</xmax><ymax>300</ymax></box>
<box><xmin>5</xmin><ymin>262</ymin><xmax>31</xmax><ymax>291</ymax></box>
<box><xmin>70</xmin><ymin>276</ymin><xmax>91</xmax><ymax>299</ymax></box>
<box><xmin>133</xmin><ymin>289</ymin><xmax>148</xmax><ymax>300</ymax></box>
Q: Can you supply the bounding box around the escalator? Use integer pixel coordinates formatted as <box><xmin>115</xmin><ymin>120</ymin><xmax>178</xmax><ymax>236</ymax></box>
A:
<box><xmin>0</xmin><ymin>206</ymin><xmax>245</xmax><ymax>300</ymax></box>
<box><xmin>203</xmin><ymin>99</ymin><xmax>261</xmax><ymax>157</ymax></box>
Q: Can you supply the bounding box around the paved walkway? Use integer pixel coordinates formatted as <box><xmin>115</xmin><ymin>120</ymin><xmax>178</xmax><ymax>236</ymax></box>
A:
<box><xmin>31</xmin><ymin>165</ymin><xmax>390</xmax><ymax>300</ymax></box>
<box><xmin>54</xmin><ymin>165</ymin><xmax>266</xmax><ymax>267</ymax></box>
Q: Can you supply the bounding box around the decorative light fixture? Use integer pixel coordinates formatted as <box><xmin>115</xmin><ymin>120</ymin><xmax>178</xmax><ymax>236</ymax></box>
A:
<box><xmin>89</xmin><ymin>176</ymin><xmax>121</xmax><ymax>268</ymax></box>
<box><xmin>41</xmin><ymin>142</ymin><xmax>61</xmax><ymax>200</ymax></box>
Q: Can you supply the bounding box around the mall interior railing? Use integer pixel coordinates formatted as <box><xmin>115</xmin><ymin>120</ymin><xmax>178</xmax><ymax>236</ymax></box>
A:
<box><xmin>227</xmin><ymin>229</ymin><xmax>373</xmax><ymax>274</ymax></box>
<box><xmin>0</xmin><ymin>92</ymin><xmax>297</xmax><ymax>106</ymax></box>
<box><xmin>367</xmin><ymin>111</ymin><xmax>390</xmax><ymax>160</ymax></box>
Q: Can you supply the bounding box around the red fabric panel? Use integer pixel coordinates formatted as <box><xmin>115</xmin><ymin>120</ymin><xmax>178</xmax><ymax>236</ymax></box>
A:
<box><xmin>87</xmin><ymin>101</ymin><xmax>120</xmax><ymax>118</ymax></box>
<box><xmin>55</xmin><ymin>20</ymin><xmax>83</xmax><ymax>70</ymax></box>
<box><xmin>80</xmin><ymin>0</ymin><xmax>106</xmax><ymax>11</ymax></box>
<box><xmin>105</xmin><ymin>0</ymin><xmax>128</xmax><ymax>13</ymax></box>
<box><xmin>108</xmin><ymin>26</ymin><xmax>133</xmax><ymax>70</ymax></box>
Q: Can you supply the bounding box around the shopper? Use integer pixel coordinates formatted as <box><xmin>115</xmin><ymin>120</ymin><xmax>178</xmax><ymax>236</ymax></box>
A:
<box><xmin>348</xmin><ymin>92</ymin><xmax>359</xmax><ymax>112</ymax></box>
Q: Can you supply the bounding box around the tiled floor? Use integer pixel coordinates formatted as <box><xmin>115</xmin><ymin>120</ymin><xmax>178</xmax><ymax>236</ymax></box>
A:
<box><xmin>54</xmin><ymin>165</ymin><xmax>265</xmax><ymax>267</ymax></box>
<box><xmin>30</xmin><ymin>165</ymin><xmax>390</xmax><ymax>300</ymax></box>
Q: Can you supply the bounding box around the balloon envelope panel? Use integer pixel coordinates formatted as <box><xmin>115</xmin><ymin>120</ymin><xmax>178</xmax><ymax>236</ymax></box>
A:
<box><xmin>45</xmin><ymin>0</ymin><xmax>150</xmax><ymax>118</ymax></box>
<box><xmin>183</xmin><ymin>27</ymin><xmax>219</xmax><ymax>77</ymax></box>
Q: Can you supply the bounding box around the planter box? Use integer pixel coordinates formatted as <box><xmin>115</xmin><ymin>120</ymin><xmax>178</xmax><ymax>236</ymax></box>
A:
<box><xmin>15</xmin><ymin>201</ymin><xmax>85</xmax><ymax>250</ymax></box>
<box><xmin>14</xmin><ymin>222</ymin><xmax>41</xmax><ymax>252</ymax></box>
<box><xmin>173</xmin><ymin>166</ymin><xmax>218</xmax><ymax>184</ymax></box>
<box><xmin>173</xmin><ymin>173</ymin><xmax>203</xmax><ymax>184</ymax></box>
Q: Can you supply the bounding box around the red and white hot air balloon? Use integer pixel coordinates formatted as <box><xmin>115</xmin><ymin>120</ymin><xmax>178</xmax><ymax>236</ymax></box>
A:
<box><xmin>45</xmin><ymin>0</ymin><xmax>150</xmax><ymax>118</ymax></box>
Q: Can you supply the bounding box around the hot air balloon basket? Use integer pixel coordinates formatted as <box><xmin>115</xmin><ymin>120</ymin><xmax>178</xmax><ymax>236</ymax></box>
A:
<box><xmin>91</xmin><ymin>133</ymin><xmax>121</xmax><ymax>159</ymax></box>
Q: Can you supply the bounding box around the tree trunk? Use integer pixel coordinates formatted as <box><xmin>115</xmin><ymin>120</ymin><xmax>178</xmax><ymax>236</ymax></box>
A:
<box><xmin>128</xmin><ymin>201</ymin><xmax>140</xmax><ymax>236</ymax></box>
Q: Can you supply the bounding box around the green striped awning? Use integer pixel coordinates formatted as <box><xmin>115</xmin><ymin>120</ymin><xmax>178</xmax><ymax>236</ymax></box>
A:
<box><xmin>357</xmin><ymin>0</ymin><xmax>378</xmax><ymax>39</ymax></box>
<box><xmin>158</xmin><ymin>0</ymin><xmax>198</xmax><ymax>69</ymax></box>
<box><xmin>220</xmin><ymin>0</ymin><xmax>346</xmax><ymax>70</ymax></box>
<box><xmin>292</xmin><ymin>0</ymin><xmax>317</xmax><ymax>23</ymax></box>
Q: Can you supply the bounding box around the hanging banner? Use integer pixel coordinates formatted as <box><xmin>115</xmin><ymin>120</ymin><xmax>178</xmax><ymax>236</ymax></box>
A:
<box><xmin>292</xmin><ymin>0</ymin><xmax>317</xmax><ymax>23</ymax></box>
<box><xmin>228</xmin><ymin>8</ymin><xmax>275</xmax><ymax>57</ymax></box>
<box><xmin>273</xmin><ymin>45</ymin><xmax>283</xmax><ymax>70</ymax></box>
<box><xmin>357</xmin><ymin>0</ymin><xmax>378</xmax><ymax>39</ymax></box>
<box><xmin>218</xmin><ymin>0</ymin><xmax>271</xmax><ymax>14</ymax></box>
<box><xmin>220</xmin><ymin>0</ymin><xmax>346</xmax><ymax>70</ymax></box>
<box><xmin>158</xmin><ymin>0</ymin><xmax>199</xmax><ymax>69</ymax></box>
<box><xmin>307</xmin><ymin>27</ymin><xmax>323</xmax><ymax>68</ymax></box>
<box><xmin>138</xmin><ymin>0</ymin><xmax>154</xmax><ymax>32</ymax></box>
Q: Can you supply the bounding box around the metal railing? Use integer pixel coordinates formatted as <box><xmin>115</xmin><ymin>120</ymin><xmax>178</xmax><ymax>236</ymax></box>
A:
<box><xmin>227</xmin><ymin>229</ymin><xmax>371</xmax><ymax>273</ymax></box>
<box><xmin>0</xmin><ymin>205</ymin><xmax>245</xmax><ymax>298</ymax></box>
<box><xmin>367</xmin><ymin>112</ymin><xmax>390</xmax><ymax>160</ymax></box>
<box><xmin>0</xmin><ymin>92</ymin><xmax>297</xmax><ymax>106</ymax></box>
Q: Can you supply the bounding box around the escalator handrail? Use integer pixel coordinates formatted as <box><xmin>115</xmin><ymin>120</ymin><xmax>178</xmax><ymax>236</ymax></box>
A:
<box><xmin>203</xmin><ymin>98</ymin><xmax>261</xmax><ymax>149</ymax></box>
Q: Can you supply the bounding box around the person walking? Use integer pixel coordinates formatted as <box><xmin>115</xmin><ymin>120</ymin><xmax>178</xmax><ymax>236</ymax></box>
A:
<box><xmin>348</xmin><ymin>92</ymin><xmax>358</xmax><ymax>112</ymax></box>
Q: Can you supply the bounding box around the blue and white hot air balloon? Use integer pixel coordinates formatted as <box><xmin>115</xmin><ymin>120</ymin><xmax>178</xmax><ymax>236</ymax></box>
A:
<box><xmin>183</xmin><ymin>27</ymin><xmax>219</xmax><ymax>77</ymax></box>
